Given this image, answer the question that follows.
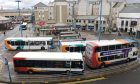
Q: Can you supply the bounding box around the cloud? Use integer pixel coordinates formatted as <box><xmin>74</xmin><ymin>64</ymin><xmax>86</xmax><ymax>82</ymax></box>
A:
<box><xmin>0</xmin><ymin>0</ymin><xmax>54</xmax><ymax>9</ymax></box>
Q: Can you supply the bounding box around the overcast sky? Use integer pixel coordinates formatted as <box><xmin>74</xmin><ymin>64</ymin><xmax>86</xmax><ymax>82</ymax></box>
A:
<box><xmin>0</xmin><ymin>0</ymin><xmax>140</xmax><ymax>9</ymax></box>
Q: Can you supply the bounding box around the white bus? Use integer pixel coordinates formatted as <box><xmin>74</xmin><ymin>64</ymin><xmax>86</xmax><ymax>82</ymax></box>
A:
<box><xmin>85</xmin><ymin>39</ymin><xmax>139</xmax><ymax>68</ymax></box>
<box><xmin>13</xmin><ymin>52</ymin><xmax>84</xmax><ymax>74</ymax></box>
<box><xmin>4</xmin><ymin>37</ymin><xmax>54</xmax><ymax>50</ymax></box>
<box><xmin>21</xmin><ymin>22</ymin><xmax>27</xmax><ymax>30</ymax></box>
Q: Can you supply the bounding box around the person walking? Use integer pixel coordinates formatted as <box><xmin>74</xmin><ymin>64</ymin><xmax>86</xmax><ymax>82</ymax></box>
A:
<box><xmin>3</xmin><ymin>31</ymin><xmax>6</xmax><ymax>36</ymax></box>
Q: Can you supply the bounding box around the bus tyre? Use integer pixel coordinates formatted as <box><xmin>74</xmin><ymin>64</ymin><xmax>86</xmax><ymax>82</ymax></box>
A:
<box><xmin>28</xmin><ymin>70</ymin><xmax>33</xmax><ymax>74</ymax></box>
<box><xmin>41</xmin><ymin>47</ymin><xmax>45</xmax><ymax>50</ymax></box>
<box><xmin>66</xmin><ymin>70</ymin><xmax>70</xmax><ymax>75</ymax></box>
<box><xmin>127</xmin><ymin>58</ymin><xmax>130</xmax><ymax>62</ymax></box>
<box><xmin>100</xmin><ymin>62</ymin><xmax>105</xmax><ymax>68</ymax></box>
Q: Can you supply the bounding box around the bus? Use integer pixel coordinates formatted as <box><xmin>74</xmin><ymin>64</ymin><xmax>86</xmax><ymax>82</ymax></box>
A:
<box><xmin>58</xmin><ymin>40</ymin><xmax>94</xmax><ymax>55</ymax></box>
<box><xmin>21</xmin><ymin>22</ymin><xmax>27</xmax><ymax>30</ymax></box>
<box><xmin>13</xmin><ymin>52</ymin><xmax>84</xmax><ymax>74</ymax></box>
<box><xmin>59</xmin><ymin>34</ymin><xmax>79</xmax><ymax>40</ymax></box>
<box><xmin>85</xmin><ymin>39</ymin><xmax>139</xmax><ymax>68</ymax></box>
<box><xmin>4</xmin><ymin>37</ymin><xmax>54</xmax><ymax>50</ymax></box>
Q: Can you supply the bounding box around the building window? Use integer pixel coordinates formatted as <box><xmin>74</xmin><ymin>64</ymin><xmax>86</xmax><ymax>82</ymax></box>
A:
<box><xmin>79</xmin><ymin>20</ymin><xmax>81</xmax><ymax>22</ymax></box>
<box><xmin>130</xmin><ymin>21</ymin><xmax>137</xmax><ymax>27</ymax></box>
<box><xmin>121</xmin><ymin>20</ymin><xmax>124</xmax><ymax>26</ymax></box>
<box><xmin>125</xmin><ymin>21</ymin><xmax>128</xmax><ymax>26</ymax></box>
<box><xmin>103</xmin><ymin>21</ymin><xmax>106</xmax><ymax>24</ymax></box>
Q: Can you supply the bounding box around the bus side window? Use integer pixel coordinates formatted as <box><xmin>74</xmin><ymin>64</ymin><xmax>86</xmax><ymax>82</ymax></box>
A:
<box><xmin>116</xmin><ymin>45</ymin><xmax>121</xmax><ymax>49</ymax></box>
<box><xmin>10</xmin><ymin>41</ymin><xmax>15</xmax><ymax>46</ymax></box>
<box><xmin>65</xmin><ymin>61</ymin><xmax>70</xmax><ymax>68</ymax></box>
<box><xmin>95</xmin><ymin>47</ymin><xmax>101</xmax><ymax>52</ymax></box>
<box><xmin>29</xmin><ymin>41</ymin><xmax>34</xmax><ymax>45</ymax></box>
<box><xmin>21</xmin><ymin>41</ymin><xmax>25</xmax><ymax>45</ymax></box>
<box><xmin>7</xmin><ymin>41</ymin><xmax>10</xmax><ymax>44</ymax></box>
<box><xmin>102</xmin><ymin>46</ymin><xmax>108</xmax><ymax>51</ymax></box>
<box><xmin>26</xmin><ymin>42</ymin><xmax>28</xmax><ymax>45</ymax></box>
<box><xmin>65</xmin><ymin>47</ymin><xmax>69</xmax><ymax>51</ymax></box>
<box><xmin>109</xmin><ymin>45</ymin><xmax>115</xmax><ymax>50</ymax></box>
<box><xmin>122</xmin><ymin>44</ymin><xmax>128</xmax><ymax>48</ymax></box>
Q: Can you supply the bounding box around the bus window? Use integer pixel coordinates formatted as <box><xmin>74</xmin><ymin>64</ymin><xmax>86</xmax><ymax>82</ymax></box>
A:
<box><xmin>95</xmin><ymin>47</ymin><xmax>101</xmax><ymax>52</ymax></box>
<box><xmin>26</xmin><ymin>42</ymin><xmax>29</xmax><ymax>45</ymax></box>
<box><xmin>15</xmin><ymin>41</ymin><xmax>20</xmax><ymax>45</ymax></box>
<box><xmin>47</xmin><ymin>41</ymin><xmax>52</xmax><ymax>45</ymax></box>
<box><xmin>102</xmin><ymin>46</ymin><xmax>108</xmax><ymax>51</ymax></box>
<box><xmin>10</xmin><ymin>41</ymin><xmax>15</xmax><ymax>46</ymax></box>
<box><xmin>65</xmin><ymin>61</ymin><xmax>70</xmax><ymax>68</ymax></box>
<box><xmin>101</xmin><ymin>57</ymin><xmax>107</xmax><ymax>61</ymax></box>
<box><xmin>71</xmin><ymin>61</ymin><xmax>82</xmax><ymax>69</ymax></box>
<box><xmin>122</xmin><ymin>44</ymin><xmax>128</xmax><ymax>48</ymax></box>
<box><xmin>34</xmin><ymin>41</ymin><xmax>40</xmax><ymax>45</ymax></box>
<box><xmin>29</xmin><ymin>41</ymin><xmax>34</xmax><ymax>45</ymax></box>
<box><xmin>108</xmin><ymin>55</ymin><xmax>114</xmax><ymax>60</ymax></box>
<box><xmin>7</xmin><ymin>41</ymin><xmax>10</xmax><ymax>44</ymax></box>
<box><xmin>116</xmin><ymin>45</ymin><xmax>121</xmax><ymax>49</ymax></box>
<box><xmin>109</xmin><ymin>45</ymin><xmax>115</xmax><ymax>50</ymax></box>
<box><xmin>65</xmin><ymin>47</ymin><xmax>69</xmax><ymax>51</ymax></box>
<box><xmin>21</xmin><ymin>41</ymin><xmax>25</xmax><ymax>45</ymax></box>
<box><xmin>128</xmin><ymin>43</ymin><xmax>134</xmax><ymax>47</ymax></box>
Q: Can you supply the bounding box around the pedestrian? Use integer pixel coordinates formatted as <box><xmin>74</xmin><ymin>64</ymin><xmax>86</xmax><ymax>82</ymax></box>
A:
<box><xmin>3</xmin><ymin>31</ymin><xmax>6</xmax><ymax>36</ymax></box>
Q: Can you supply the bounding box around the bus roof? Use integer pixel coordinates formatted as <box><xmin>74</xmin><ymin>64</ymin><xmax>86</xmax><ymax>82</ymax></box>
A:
<box><xmin>14</xmin><ymin>52</ymin><xmax>83</xmax><ymax>61</ymax></box>
<box><xmin>5</xmin><ymin>37</ymin><xmax>53</xmax><ymax>41</ymax></box>
<box><xmin>88</xmin><ymin>39</ymin><xmax>137</xmax><ymax>46</ymax></box>
<box><xmin>60</xmin><ymin>34</ymin><xmax>79</xmax><ymax>37</ymax></box>
<box><xmin>61</xmin><ymin>40</ymin><xmax>95</xmax><ymax>46</ymax></box>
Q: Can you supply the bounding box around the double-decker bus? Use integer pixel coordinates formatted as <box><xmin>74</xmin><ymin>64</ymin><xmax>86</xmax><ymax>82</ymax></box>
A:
<box><xmin>13</xmin><ymin>52</ymin><xmax>84</xmax><ymax>74</ymax></box>
<box><xmin>58</xmin><ymin>40</ymin><xmax>94</xmax><ymax>56</ymax></box>
<box><xmin>4</xmin><ymin>37</ymin><xmax>54</xmax><ymax>50</ymax></box>
<box><xmin>85</xmin><ymin>39</ymin><xmax>139</xmax><ymax>68</ymax></box>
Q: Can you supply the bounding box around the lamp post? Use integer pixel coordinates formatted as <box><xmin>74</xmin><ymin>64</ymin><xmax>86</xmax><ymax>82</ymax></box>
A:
<box><xmin>16</xmin><ymin>0</ymin><xmax>22</xmax><ymax>37</ymax></box>
<box><xmin>98</xmin><ymin>0</ymin><xmax>102</xmax><ymax>41</ymax></box>
<box><xmin>72</xmin><ymin>0</ymin><xmax>76</xmax><ymax>32</ymax></box>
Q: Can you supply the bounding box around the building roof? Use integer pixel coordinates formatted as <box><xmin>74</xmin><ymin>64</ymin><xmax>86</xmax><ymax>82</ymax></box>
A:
<box><xmin>34</xmin><ymin>2</ymin><xmax>47</xmax><ymax>7</ymax></box>
<box><xmin>76</xmin><ymin>15</ymin><xmax>97</xmax><ymax>20</ymax></box>
<box><xmin>120</xmin><ymin>4</ymin><xmax>140</xmax><ymax>13</ymax></box>
<box><xmin>0</xmin><ymin>16</ymin><xmax>9</xmax><ymax>20</ymax></box>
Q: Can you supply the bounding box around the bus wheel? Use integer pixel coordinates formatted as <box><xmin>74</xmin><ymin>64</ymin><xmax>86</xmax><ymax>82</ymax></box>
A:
<box><xmin>28</xmin><ymin>70</ymin><xmax>33</xmax><ymax>74</ymax></box>
<box><xmin>127</xmin><ymin>58</ymin><xmax>130</xmax><ymax>62</ymax></box>
<box><xmin>100</xmin><ymin>62</ymin><xmax>105</xmax><ymax>68</ymax></box>
<box><xmin>41</xmin><ymin>47</ymin><xmax>45</xmax><ymax>50</ymax></box>
<box><xmin>66</xmin><ymin>70</ymin><xmax>70</xmax><ymax>75</ymax></box>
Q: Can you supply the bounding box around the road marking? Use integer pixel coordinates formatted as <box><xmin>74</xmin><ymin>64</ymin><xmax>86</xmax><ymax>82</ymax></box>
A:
<box><xmin>58</xmin><ymin>77</ymin><xmax>106</xmax><ymax>84</ymax></box>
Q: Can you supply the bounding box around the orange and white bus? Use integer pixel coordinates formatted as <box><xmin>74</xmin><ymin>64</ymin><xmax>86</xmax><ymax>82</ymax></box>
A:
<box><xmin>4</xmin><ymin>37</ymin><xmax>54</xmax><ymax>50</ymax></box>
<box><xmin>85</xmin><ymin>39</ymin><xmax>139</xmax><ymax>68</ymax></box>
<box><xmin>58</xmin><ymin>40</ymin><xmax>94</xmax><ymax>56</ymax></box>
<box><xmin>13</xmin><ymin>52</ymin><xmax>84</xmax><ymax>74</ymax></box>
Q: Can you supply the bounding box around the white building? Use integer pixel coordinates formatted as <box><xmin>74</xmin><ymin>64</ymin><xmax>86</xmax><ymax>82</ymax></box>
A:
<box><xmin>117</xmin><ymin>4</ymin><xmax>140</xmax><ymax>35</ymax></box>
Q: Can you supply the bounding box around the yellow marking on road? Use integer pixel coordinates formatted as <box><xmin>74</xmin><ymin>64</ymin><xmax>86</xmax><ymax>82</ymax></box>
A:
<box><xmin>58</xmin><ymin>77</ymin><xmax>106</xmax><ymax>84</ymax></box>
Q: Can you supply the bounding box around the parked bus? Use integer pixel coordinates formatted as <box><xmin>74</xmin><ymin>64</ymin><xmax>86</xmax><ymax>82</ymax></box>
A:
<box><xmin>21</xmin><ymin>22</ymin><xmax>27</xmax><ymax>30</ymax></box>
<box><xmin>13</xmin><ymin>52</ymin><xmax>84</xmax><ymax>74</ymax></box>
<box><xmin>59</xmin><ymin>34</ymin><xmax>79</xmax><ymax>40</ymax></box>
<box><xmin>85</xmin><ymin>39</ymin><xmax>139</xmax><ymax>68</ymax></box>
<box><xmin>58</xmin><ymin>40</ymin><xmax>94</xmax><ymax>55</ymax></box>
<box><xmin>4</xmin><ymin>37</ymin><xmax>54</xmax><ymax>50</ymax></box>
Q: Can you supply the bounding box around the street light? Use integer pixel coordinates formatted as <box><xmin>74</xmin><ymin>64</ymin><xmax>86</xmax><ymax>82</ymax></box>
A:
<box><xmin>98</xmin><ymin>0</ymin><xmax>103</xmax><ymax>41</ymax></box>
<box><xmin>16</xmin><ymin>0</ymin><xmax>22</xmax><ymax>37</ymax></box>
